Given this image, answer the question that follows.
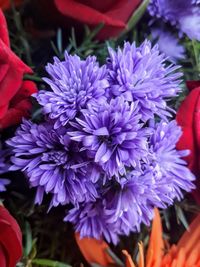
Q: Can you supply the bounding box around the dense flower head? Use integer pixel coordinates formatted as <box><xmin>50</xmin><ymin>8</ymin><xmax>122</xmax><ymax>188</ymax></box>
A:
<box><xmin>148</xmin><ymin>0</ymin><xmax>200</xmax><ymax>40</ymax></box>
<box><xmin>107</xmin><ymin>41</ymin><xmax>182</xmax><ymax>121</ymax></box>
<box><xmin>69</xmin><ymin>96</ymin><xmax>148</xmax><ymax>177</ymax></box>
<box><xmin>35</xmin><ymin>52</ymin><xmax>109</xmax><ymax>129</ymax></box>
<box><xmin>65</xmin><ymin>120</ymin><xmax>195</xmax><ymax>243</ymax></box>
<box><xmin>7</xmin><ymin>119</ymin><xmax>99</xmax><ymax>208</ymax></box>
<box><xmin>147</xmin><ymin>120</ymin><xmax>195</xmax><ymax>200</ymax></box>
<box><xmin>8</xmin><ymin>41</ymin><xmax>196</xmax><ymax>243</ymax></box>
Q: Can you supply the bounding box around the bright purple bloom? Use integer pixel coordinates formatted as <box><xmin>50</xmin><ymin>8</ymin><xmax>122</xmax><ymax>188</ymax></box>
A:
<box><xmin>107</xmin><ymin>41</ymin><xmax>182</xmax><ymax>121</ymax></box>
<box><xmin>7</xmin><ymin>119</ymin><xmax>99</xmax><ymax>207</ymax></box>
<box><xmin>34</xmin><ymin>52</ymin><xmax>109</xmax><ymax>129</ymax></box>
<box><xmin>65</xmin><ymin>121</ymin><xmax>195</xmax><ymax>244</ymax></box>
<box><xmin>65</xmin><ymin>200</ymin><xmax>120</xmax><ymax>244</ymax></box>
<box><xmin>147</xmin><ymin>120</ymin><xmax>195</xmax><ymax>200</ymax></box>
<box><xmin>179</xmin><ymin>13</ymin><xmax>200</xmax><ymax>40</ymax></box>
<box><xmin>8</xmin><ymin>43</ymin><xmax>196</xmax><ymax>244</ymax></box>
<box><xmin>148</xmin><ymin>0</ymin><xmax>200</xmax><ymax>40</ymax></box>
<box><xmin>68</xmin><ymin>97</ymin><xmax>148</xmax><ymax>177</ymax></box>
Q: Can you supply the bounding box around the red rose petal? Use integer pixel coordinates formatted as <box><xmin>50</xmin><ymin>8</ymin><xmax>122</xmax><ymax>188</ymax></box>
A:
<box><xmin>54</xmin><ymin>0</ymin><xmax>141</xmax><ymax>40</ymax></box>
<box><xmin>54</xmin><ymin>0</ymin><xmax>126</xmax><ymax>27</ymax></box>
<box><xmin>176</xmin><ymin>85</ymin><xmax>200</xmax><ymax>204</ymax></box>
<box><xmin>0</xmin><ymin>9</ymin><xmax>9</xmax><ymax>46</ymax></box>
<box><xmin>0</xmin><ymin>244</ymin><xmax>6</xmax><ymax>267</ymax></box>
<box><xmin>0</xmin><ymin>11</ymin><xmax>37</xmax><ymax>129</ymax></box>
<box><xmin>0</xmin><ymin>81</ymin><xmax>37</xmax><ymax>129</ymax></box>
<box><xmin>0</xmin><ymin>206</ymin><xmax>22</xmax><ymax>267</ymax></box>
<box><xmin>186</xmin><ymin>80</ymin><xmax>200</xmax><ymax>91</ymax></box>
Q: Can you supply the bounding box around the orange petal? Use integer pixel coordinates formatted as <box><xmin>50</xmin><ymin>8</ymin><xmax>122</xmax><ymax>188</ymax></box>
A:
<box><xmin>146</xmin><ymin>208</ymin><xmax>164</xmax><ymax>267</ymax></box>
<box><xmin>138</xmin><ymin>242</ymin><xmax>144</xmax><ymax>267</ymax></box>
<box><xmin>177</xmin><ymin>213</ymin><xmax>200</xmax><ymax>256</ymax></box>
<box><xmin>186</xmin><ymin>247</ymin><xmax>200</xmax><ymax>266</ymax></box>
<box><xmin>122</xmin><ymin>250</ymin><xmax>136</xmax><ymax>267</ymax></box>
<box><xmin>174</xmin><ymin>248</ymin><xmax>186</xmax><ymax>267</ymax></box>
<box><xmin>75</xmin><ymin>233</ymin><xmax>114</xmax><ymax>267</ymax></box>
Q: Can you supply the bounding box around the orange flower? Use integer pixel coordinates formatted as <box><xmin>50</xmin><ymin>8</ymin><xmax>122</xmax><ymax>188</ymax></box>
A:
<box><xmin>76</xmin><ymin>208</ymin><xmax>200</xmax><ymax>267</ymax></box>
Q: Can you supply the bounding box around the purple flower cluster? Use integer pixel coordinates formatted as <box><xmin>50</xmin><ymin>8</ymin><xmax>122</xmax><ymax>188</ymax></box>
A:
<box><xmin>148</xmin><ymin>0</ymin><xmax>200</xmax><ymax>41</ymax></box>
<box><xmin>8</xmin><ymin>41</ymin><xmax>195</xmax><ymax>243</ymax></box>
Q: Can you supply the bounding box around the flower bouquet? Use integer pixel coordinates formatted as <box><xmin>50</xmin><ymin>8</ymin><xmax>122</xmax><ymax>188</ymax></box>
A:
<box><xmin>0</xmin><ymin>1</ymin><xmax>200</xmax><ymax>266</ymax></box>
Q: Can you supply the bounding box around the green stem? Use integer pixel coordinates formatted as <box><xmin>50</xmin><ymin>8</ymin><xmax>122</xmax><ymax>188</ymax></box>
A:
<box><xmin>24</xmin><ymin>74</ymin><xmax>43</xmax><ymax>82</ymax></box>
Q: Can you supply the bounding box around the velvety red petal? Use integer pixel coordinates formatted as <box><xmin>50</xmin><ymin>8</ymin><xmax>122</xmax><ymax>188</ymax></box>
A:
<box><xmin>0</xmin><ymin>206</ymin><xmax>22</xmax><ymax>267</ymax></box>
<box><xmin>97</xmin><ymin>0</ymin><xmax>141</xmax><ymax>40</ymax></box>
<box><xmin>11</xmin><ymin>80</ymin><xmax>38</xmax><ymax>105</ymax></box>
<box><xmin>0</xmin><ymin>9</ymin><xmax>9</xmax><ymax>46</ymax></box>
<box><xmin>0</xmin><ymin>40</ymin><xmax>32</xmax><ymax>108</ymax></box>
<box><xmin>186</xmin><ymin>81</ymin><xmax>200</xmax><ymax>91</ymax></box>
<box><xmin>176</xmin><ymin>88</ymin><xmax>200</xmax><ymax>169</ymax></box>
<box><xmin>176</xmin><ymin>87</ymin><xmax>200</xmax><ymax>204</ymax></box>
<box><xmin>54</xmin><ymin>0</ymin><xmax>141</xmax><ymax>40</ymax></box>
<box><xmin>0</xmin><ymin>98</ymin><xmax>32</xmax><ymax>129</ymax></box>
<box><xmin>0</xmin><ymin>244</ymin><xmax>6</xmax><ymax>267</ymax></box>
<box><xmin>0</xmin><ymin>0</ymin><xmax>23</xmax><ymax>10</ymax></box>
<box><xmin>76</xmin><ymin>0</ymin><xmax>116</xmax><ymax>12</ymax></box>
<box><xmin>0</xmin><ymin>12</ymin><xmax>35</xmax><ymax>129</ymax></box>
<box><xmin>0</xmin><ymin>103</ymin><xmax>8</xmax><ymax>119</ymax></box>
<box><xmin>0</xmin><ymin>80</ymin><xmax>37</xmax><ymax>128</ymax></box>
<box><xmin>54</xmin><ymin>0</ymin><xmax>125</xmax><ymax>28</ymax></box>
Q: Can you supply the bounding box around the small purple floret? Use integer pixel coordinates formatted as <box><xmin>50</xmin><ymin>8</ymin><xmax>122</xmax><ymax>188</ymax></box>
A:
<box><xmin>34</xmin><ymin>52</ymin><xmax>109</xmax><ymax>129</ymax></box>
<box><xmin>107</xmin><ymin>41</ymin><xmax>182</xmax><ymax>121</ymax></box>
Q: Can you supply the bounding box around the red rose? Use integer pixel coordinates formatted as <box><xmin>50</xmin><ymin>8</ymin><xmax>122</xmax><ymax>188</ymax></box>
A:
<box><xmin>54</xmin><ymin>0</ymin><xmax>141</xmax><ymax>40</ymax></box>
<box><xmin>176</xmin><ymin>81</ymin><xmax>200</xmax><ymax>203</ymax></box>
<box><xmin>0</xmin><ymin>0</ymin><xmax>23</xmax><ymax>10</ymax></box>
<box><xmin>0</xmin><ymin>9</ymin><xmax>37</xmax><ymax>130</ymax></box>
<box><xmin>0</xmin><ymin>205</ymin><xmax>22</xmax><ymax>267</ymax></box>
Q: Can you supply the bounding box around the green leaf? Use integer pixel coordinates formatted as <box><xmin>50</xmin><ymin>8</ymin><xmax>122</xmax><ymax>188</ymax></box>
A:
<box><xmin>24</xmin><ymin>74</ymin><xmax>43</xmax><ymax>82</ymax></box>
<box><xmin>120</xmin><ymin>0</ymin><xmax>149</xmax><ymax>37</ymax></box>
<box><xmin>57</xmin><ymin>28</ymin><xmax>63</xmax><ymax>54</ymax></box>
<box><xmin>24</xmin><ymin>221</ymin><xmax>33</xmax><ymax>257</ymax></box>
<box><xmin>175</xmin><ymin>205</ymin><xmax>189</xmax><ymax>230</ymax></box>
<box><xmin>106</xmin><ymin>248</ymin><xmax>124</xmax><ymax>267</ymax></box>
<box><xmin>86</xmin><ymin>23</ymin><xmax>104</xmax><ymax>41</ymax></box>
<box><xmin>32</xmin><ymin>259</ymin><xmax>71</xmax><ymax>267</ymax></box>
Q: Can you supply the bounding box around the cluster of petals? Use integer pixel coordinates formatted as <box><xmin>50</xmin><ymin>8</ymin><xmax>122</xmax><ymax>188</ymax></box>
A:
<box><xmin>8</xmin><ymin>40</ymin><xmax>195</xmax><ymax>243</ymax></box>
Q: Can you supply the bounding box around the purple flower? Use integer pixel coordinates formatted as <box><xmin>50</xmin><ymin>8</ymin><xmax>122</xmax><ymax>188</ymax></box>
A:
<box><xmin>148</xmin><ymin>0</ymin><xmax>200</xmax><ymax>40</ymax></box>
<box><xmin>107</xmin><ymin>41</ymin><xmax>182</xmax><ymax>121</ymax></box>
<box><xmin>68</xmin><ymin>97</ymin><xmax>148</xmax><ymax>177</ymax></box>
<box><xmin>179</xmin><ymin>13</ymin><xmax>200</xmax><ymax>40</ymax></box>
<box><xmin>8</xmin><ymin>44</ymin><xmax>196</xmax><ymax>244</ymax></box>
<box><xmin>65</xmin><ymin>200</ymin><xmax>120</xmax><ymax>244</ymax></box>
<box><xmin>148</xmin><ymin>0</ymin><xmax>192</xmax><ymax>22</ymax></box>
<box><xmin>65</xmin><ymin>120</ymin><xmax>195</xmax><ymax>243</ymax></box>
<box><xmin>34</xmin><ymin>52</ymin><xmax>109</xmax><ymax>129</ymax></box>
<box><xmin>0</xmin><ymin>148</ymin><xmax>10</xmax><ymax>192</ymax></box>
<box><xmin>146</xmin><ymin>120</ymin><xmax>195</xmax><ymax>200</ymax></box>
<box><xmin>151</xmin><ymin>29</ymin><xmax>185</xmax><ymax>62</ymax></box>
<box><xmin>7</xmin><ymin>119</ymin><xmax>99</xmax><ymax>207</ymax></box>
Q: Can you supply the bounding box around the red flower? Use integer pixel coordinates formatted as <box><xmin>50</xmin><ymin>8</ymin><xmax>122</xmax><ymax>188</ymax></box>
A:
<box><xmin>176</xmin><ymin>81</ymin><xmax>200</xmax><ymax>204</ymax></box>
<box><xmin>54</xmin><ymin>0</ymin><xmax>141</xmax><ymax>40</ymax></box>
<box><xmin>0</xmin><ymin>205</ymin><xmax>22</xmax><ymax>267</ymax></box>
<box><xmin>0</xmin><ymin>0</ymin><xmax>22</xmax><ymax>10</ymax></box>
<box><xmin>0</xmin><ymin>9</ymin><xmax>37</xmax><ymax>130</ymax></box>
